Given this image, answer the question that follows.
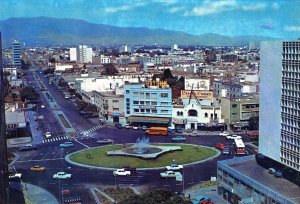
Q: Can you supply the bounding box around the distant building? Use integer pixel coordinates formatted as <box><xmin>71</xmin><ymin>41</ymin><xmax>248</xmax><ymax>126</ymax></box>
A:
<box><xmin>100</xmin><ymin>55</ymin><xmax>111</xmax><ymax>64</ymax></box>
<box><xmin>171</xmin><ymin>44</ymin><xmax>178</xmax><ymax>51</ymax></box>
<box><xmin>213</xmin><ymin>80</ymin><xmax>242</xmax><ymax>98</ymax></box>
<box><xmin>69</xmin><ymin>48</ymin><xmax>77</xmax><ymax>61</ymax></box>
<box><xmin>185</xmin><ymin>78</ymin><xmax>210</xmax><ymax>91</ymax></box>
<box><xmin>12</xmin><ymin>40</ymin><xmax>21</xmax><ymax>68</ymax></box>
<box><xmin>77</xmin><ymin>45</ymin><xmax>93</xmax><ymax>63</ymax></box>
<box><xmin>124</xmin><ymin>83</ymin><xmax>172</xmax><ymax>126</ymax></box>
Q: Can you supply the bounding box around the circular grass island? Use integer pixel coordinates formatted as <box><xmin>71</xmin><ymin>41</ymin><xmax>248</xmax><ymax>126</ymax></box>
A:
<box><xmin>68</xmin><ymin>144</ymin><xmax>218</xmax><ymax>168</ymax></box>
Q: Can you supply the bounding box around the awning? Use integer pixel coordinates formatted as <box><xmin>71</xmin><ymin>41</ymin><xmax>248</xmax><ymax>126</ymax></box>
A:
<box><xmin>127</xmin><ymin>116</ymin><xmax>170</xmax><ymax>124</ymax></box>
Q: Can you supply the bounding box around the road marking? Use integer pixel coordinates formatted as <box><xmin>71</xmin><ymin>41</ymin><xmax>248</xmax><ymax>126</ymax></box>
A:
<box><xmin>163</xmin><ymin>185</ymin><xmax>170</xmax><ymax>187</ymax></box>
<box><xmin>41</xmin><ymin>152</ymin><xmax>50</xmax><ymax>160</ymax></box>
<box><xmin>17</xmin><ymin>158</ymin><xmax>65</xmax><ymax>162</ymax></box>
<box><xmin>75</xmin><ymin>140</ymin><xmax>90</xmax><ymax>148</ymax></box>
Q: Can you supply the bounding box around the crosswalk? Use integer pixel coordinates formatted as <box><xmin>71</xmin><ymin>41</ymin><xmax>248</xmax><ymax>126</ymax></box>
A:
<box><xmin>42</xmin><ymin>135</ymin><xmax>69</xmax><ymax>143</ymax></box>
<box><xmin>80</xmin><ymin>125</ymin><xmax>102</xmax><ymax>136</ymax></box>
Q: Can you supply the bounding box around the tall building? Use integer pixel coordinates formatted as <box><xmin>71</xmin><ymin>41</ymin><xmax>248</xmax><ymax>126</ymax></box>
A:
<box><xmin>77</xmin><ymin>45</ymin><xmax>92</xmax><ymax>63</ymax></box>
<box><xmin>12</xmin><ymin>40</ymin><xmax>21</xmax><ymax>68</ymax></box>
<box><xmin>69</xmin><ymin>47</ymin><xmax>77</xmax><ymax>61</ymax></box>
<box><xmin>260</xmin><ymin>40</ymin><xmax>300</xmax><ymax>171</ymax></box>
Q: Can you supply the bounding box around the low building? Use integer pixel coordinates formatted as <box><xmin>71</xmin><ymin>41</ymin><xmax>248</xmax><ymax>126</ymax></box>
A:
<box><xmin>217</xmin><ymin>155</ymin><xmax>300</xmax><ymax>204</ymax></box>
<box><xmin>219</xmin><ymin>96</ymin><xmax>259</xmax><ymax>125</ymax></box>
<box><xmin>93</xmin><ymin>91</ymin><xmax>125</xmax><ymax>125</ymax></box>
<box><xmin>124</xmin><ymin>82</ymin><xmax>172</xmax><ymax>127</ymax></box>
<box><xmin>213</xmin><ymin>80</ymin><xmax>242</xmax><ymax>98</ymax></box>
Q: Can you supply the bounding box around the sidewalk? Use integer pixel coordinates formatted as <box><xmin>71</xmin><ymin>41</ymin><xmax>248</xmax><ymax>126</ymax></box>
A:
<box><xmin>22</xmin><ymin>182</ymin><xmax>58</xmax><ymax>204</ymax></box>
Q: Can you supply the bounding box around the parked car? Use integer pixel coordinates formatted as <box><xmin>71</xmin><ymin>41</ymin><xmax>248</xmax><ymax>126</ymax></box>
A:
<box><xmin>122</xmin><ymin>166</ymin><xmax>137</xmax><ymax>174</ymax></box>
<box><xmin>274</xmin><ymin>170</ymin><xmax>283</xmax><ymax>178</ymax></box>
<box><xmin>222</xmin><ymin>148</ymin><xmax>230</xmax><ymax>155</ymax></box>
<box><xmin>115</xmin><ymin>123</ymin><xmax>123</xmax><ymax>129</ymax></box>
<box><xmin>175</xmin><ymin>128</ymin><xmax>184</xmax><ymax>133</ymax></box>
<box><xmin>30</xmin><ymin>165</ymin><xmax>46</xmax><ymax>172</ymax></box>
<box><xmin>19</xmin><ymin>145</ymin><xmax>38</xmax><ymax>151</ymax></box>
<box><xmin>113</xmin><ymin>169</ymin><xmax>131</xmax><ymax>176</ymax></box>
<box><xmin>8</xmin><ymin>172</ymin><xmax>22</xmax><ymax>180</ymax></box>
<box><xmin>125</xmin><ymin>123</ymin><xmax>132</xmax><ymax>129</ymax></box>
<box><xmin>268</xmin><ymin>168</ymin><xmax>276</xmax><ymax>174</ymax></box>
<box><xmin>45</xmin><ymin>132</ymin><xmax>52</xmax><ymax>138</ymax></box>
<box><xmin>226</xmin><ymin>135</ymin><xmax>242</xmax><ymax>140</ymax></box>
<box><xmin>59</xmin><ymin>142</ymin><xmax>74</xmax><ymax>148</ymax></box>
<box><xmin>41</xmin><ymin>104</ymin><xmax>45</xmax><ymax>109</ymax></box>
<box><xmin>215</xmin><ymin>143</ymin><xmax>225</xmax><ymax>150</ymax></box>
<box><xmin>219</xmin><ymin>131</ymin><xmax>230</xmax><ymax>137</ymax></box>
<box><xmin>133</xmin><ymin>126</ymin><xmax>139</xmax><ymax>130</ymax></box>
<box><xmin>171</xmin><ymin>136</ymin><xmax>186</xmax><ymax>142</ymax></box>
<box><xmin>96</xmin><ymin>138</ymin><xmax>114</xmax><ymax>144</ymax></box>
<box><xmin>160</xmin><ymin>171</ymin><xmax>181</xmax><ymax>178</ymax></box>
<box><xmin>53</xmin><ymin>172</ymin><xmax>72</xmax><ymax>179</ymax></box>
<box><xmin>167</xmin><ymin>128</ymin><xmax>175</xmax><ymax>134</ymax></box>
<box><xmin>166</xmin><ymin>164</ymin><xmax>183</xmax><ymax>171</ymax></box>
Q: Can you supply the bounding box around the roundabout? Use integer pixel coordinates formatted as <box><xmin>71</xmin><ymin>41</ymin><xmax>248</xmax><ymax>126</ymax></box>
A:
<box><xmin>66</xmin><ymin>143</ymin><xmax>219</xmax><ymax>169</ymax></box>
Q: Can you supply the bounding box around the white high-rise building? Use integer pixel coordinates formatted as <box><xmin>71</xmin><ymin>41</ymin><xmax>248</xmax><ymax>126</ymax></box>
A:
<box><xmin>171</xmin><ymin>44</ymin><xmax>178</xmax><ymax>51</ymax></box>
<box><xmin>260</xmin><ymin>40</ymin><xmax>300</xmax><ymax>171</ymax></box>
<box><xmin>12</xmin><ymin>40</ymin><xmax>21</xmax><ymax>68</ymax></box>
<box><xmin>69</xmin><ymin>48</ymin><xmax>77</xmax><ymax>61</ymax></box>
<box><xmin>77</xmin><ymin>45</ymin><xmax>93</xmax><ymax>63</ymax></box>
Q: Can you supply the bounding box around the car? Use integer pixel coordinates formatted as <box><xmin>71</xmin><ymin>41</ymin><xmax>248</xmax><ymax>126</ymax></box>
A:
<box><xmin>133</xmin><ymin>126</ymin><xmax>139</xmax><ymax>130</ymax></box>
<box><xmin>45</xmin><ymin>132</ymin><xmax>52</xmax><ymax>138</ymax></box>
<box><xmin>219</xmin><ymin>131</ymin><xmax>230</xmax><ymax>137</ymax></box>
<box><xmin>222</xmin><ymin>148</ymin><xmax>230</xmax><ymax>155</ymax></box>
<box><xmin>171</xmin><ymin>136</ymin><xmax>186</xmax><ymax>142</ymax></box>
<box><xmin>113</xmin><ymin>169</ymin><xmax>131</xmax><ymax>176</ymax></box>
<box><xmin>215</xmin><ymin>143</ymin><xmax>225</xmax><ymax>150</ymax></box>
<box><xmin>53</xmin><ymin>172</ymin><xmax>72</xmax><ymax>179</ymax></box>
<box><xmin>122</xmin><ymin>166</ymin><xmax>137</xmax><ymax>174</ymax></box>
<box><xmin>191</xmin><ymin>130</ymin><xmax>198</xmax><ymax>136</ymax></box>
<box><xmin>160</xmin><ymin>171</ymin><xmax>181</xmax><ymax>178</ymax></box>
<box><xmin>115</xmin><ymin>123</ymin><xmax>123</xmax><ymax>129</ymax></box>
<box><xmin>226</xmin><ymin>135</ymin><xmax>242</xmax><ymax>140</ymax></box>
<box><xmin>142</xmin><ymin>126</ymin><xmax>149</xmax><ymax>130</ymax></box>
<box><xmin>166</xmin><ymin>164</ymin><xmax>183</xmax><ymax>171</ymax></box>
<box><xmin>41</xmin><ymin>105</ymin><xmax>45</xmax><ymax>109</ymax></box>
<box><xmin>268</xmin><ymin>168</ymin><xmax>276</xmax><ymax>174</ymax></box>
<box><xmin>125</xmin><ymin>124</ymin><xmax>132</xmax><ymax>129</ymax></box>
<box><xmin>96</xmin><ymin>138</ymin><xmax>114</xmax><ymax>144</ymax></box>
<box><xmin>175</xmin><ymin>128</ymin><xmax>184</xmax><ymax>133</ymax></box>
<box><xmin>8</xmin><ymin>172</ymin><xmax>22</xmax><ymax>180</ymax></box>
<box><xmin>19</xmin><ymin>145</ymin><xmax>38</xmax><ymax>151</ymax></box>
<box><xmin>167</xmin><ymin>128</ymin><xmax>175</xmax><ymax>134</ymax></box>
<box><xmin>59</xmin><ymin>142</ymin><xmax>74</xmax><ymax>148</ymax></box>
<box><xmin>274</xmin><ymin>170</ymin><xmax>282</xmax><ymax>178</ymax></box>
<box><xmin>30</xmin><ymin>165</ymin><xmax>46</xmax><ymax>172</ymax></box>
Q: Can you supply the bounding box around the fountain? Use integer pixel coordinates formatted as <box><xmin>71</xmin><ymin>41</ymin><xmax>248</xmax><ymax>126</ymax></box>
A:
<box><xmin>106</xmin><ymin>137</ymin><xmax>182</xmax><ymax>159</ymax></box>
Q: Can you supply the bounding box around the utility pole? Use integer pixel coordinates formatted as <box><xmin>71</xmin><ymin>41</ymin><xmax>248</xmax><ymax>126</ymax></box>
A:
<box><xmin>0</xmin><ymin>32</ymin><xmax>9</xmax><ymax>203</ymax></box>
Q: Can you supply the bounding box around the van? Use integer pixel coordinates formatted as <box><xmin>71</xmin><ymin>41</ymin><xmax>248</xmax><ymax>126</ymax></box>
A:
<box><xmin>268</xmin><ymin>168</ymin><xmax>276</xmax><ymax>174</ymax></box>
<box><xmin>145</xmin><ymin>127</ymin><xmax>168</xmax><ymax>136</ymax></box>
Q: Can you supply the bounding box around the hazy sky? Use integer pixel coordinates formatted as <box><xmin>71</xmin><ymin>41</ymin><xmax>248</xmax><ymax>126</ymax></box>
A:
<box><xmin>1</xmin><ymin>0</ymin><xmax>300</xmax><ymax>39</ymax></box>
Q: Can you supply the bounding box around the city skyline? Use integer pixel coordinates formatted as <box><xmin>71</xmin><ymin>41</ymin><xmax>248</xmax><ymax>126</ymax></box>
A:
<box><xmin>0</xmin><ymin>0</ymin><xmax>299</xmax><ymax>39</ymax></box>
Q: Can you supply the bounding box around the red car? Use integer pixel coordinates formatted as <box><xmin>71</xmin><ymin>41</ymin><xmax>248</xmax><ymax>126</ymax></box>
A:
<box><xmin>215</xmin><ymin>143</ymin><xmax>225</xmax><ymax>150</ymax></box>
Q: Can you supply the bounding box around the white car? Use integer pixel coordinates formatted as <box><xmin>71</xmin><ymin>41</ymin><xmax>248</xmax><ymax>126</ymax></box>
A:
<box><xmin>226</xmin><ymin>135</ymin><xmax>242</xmax><ymax>140</ymax></box>
<box><xmin>45</xmin><ymin>132</ymin><xmax>52</xmax><ymax>138</ymax></box>
<box><xmin>133</xmin><ymin>126</ymin><xmax>139</xmax><ymax>130</ymax></box>
<box><xmin>219</xmin><ymin>132</ymin><xmax>230</xmax><ymax>137</ymax></box>
<box><xmin>9</xmin><ymin>172</ymin><xmax>22</xmax><ymax>180</ymax></box>
<box><xmin>113</xmin><ymin>169</ymin><xmax>131</xmax><ymax>176</ymax></box>
<box><xmin>41</xmin><ymin>105</ymin><xmax>45</xmax><ymax>109</ymax></box>
<box><xmin>53</xmin><ymin>172</ymin><xmax>72</xmax><ymax>179</ymax></box>
<box><xmin>160</xmin><ymin>171</ymin><xmax>181</xmax><ymax>178</ymax></box>
<box><xmin>125</xmin><ymin>124</ymin><xmax>132</xmax><ymax>129</ymax></box>
<box><xmin>166</xmin><ymin>164</ymin><xmax>183</xmax><ymax>171</ymax></box>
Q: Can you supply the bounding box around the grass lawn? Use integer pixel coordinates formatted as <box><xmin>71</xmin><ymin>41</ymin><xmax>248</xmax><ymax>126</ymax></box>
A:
<box><xmin>69</xmin><ymin>144</ymin><xmax>217</xmax><ymax>168</ymax></box>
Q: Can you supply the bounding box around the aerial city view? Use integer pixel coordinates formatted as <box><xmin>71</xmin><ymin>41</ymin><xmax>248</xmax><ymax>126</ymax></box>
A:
<box><xmin>0</xmin><ymin>0</ymin><xmax>300</xmax><ymax>204</ymax></box>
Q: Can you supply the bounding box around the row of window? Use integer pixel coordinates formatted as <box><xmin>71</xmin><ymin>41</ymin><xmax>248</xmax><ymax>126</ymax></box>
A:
<box><xmin>126</xmin><ymin>91</ymin><xmax>169</xmax><ymax>99</ymax></box>
<box><xmin>132</xmin><ymin>101</ymin><xmax>170</xmax><ymax>106</ymax></box>
<box><xmin>280</xmin><ymin>157</ymin><xmax>300</xmax><ymax>170</ymax></box>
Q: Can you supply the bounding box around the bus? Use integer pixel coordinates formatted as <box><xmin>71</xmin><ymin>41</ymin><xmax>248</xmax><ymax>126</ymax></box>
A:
<box><xmin>234</xmin><ymin>138</ymin><xmax>246</xmax><ymax>155</ymax></box>
<box><xmin>145</xmin><ymin>127</ymin><xmax>168</xmax><ymax>136</ymax></box>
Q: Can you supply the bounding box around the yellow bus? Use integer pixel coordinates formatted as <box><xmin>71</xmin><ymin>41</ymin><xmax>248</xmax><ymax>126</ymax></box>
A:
<box><xmin>145</xmin><ymin>127</ymin><xmax>168</xmax><ymax>136</ymax></box>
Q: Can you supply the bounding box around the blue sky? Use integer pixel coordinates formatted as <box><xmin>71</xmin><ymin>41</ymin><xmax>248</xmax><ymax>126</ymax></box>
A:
<box><xmin>1</xmin><ymin>0</ymin><xmax>300</xmax><ymax>39</ymax></box>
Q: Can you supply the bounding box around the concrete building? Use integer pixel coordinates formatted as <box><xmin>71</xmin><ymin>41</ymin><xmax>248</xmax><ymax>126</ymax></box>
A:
<box><xmin>124</xmin><ymin>83</ymin><xmax>172</xmax><ymax>126</ymax></box>
<box><xmin>219</xmin><ymin>96</ymin><xmax>259</xmax><ymax>125</ymax></box>
<box><xmin>12</xmin><ymin>40</ymin><xmax>21</xmax><ymax>68</ymax></box>
<box><xmin>185</xmin><ymin>78</ymin><xmax>210</xmax><ymax>91</ymax></box>
<box><xmin>213</xmin><ymin>80</ymin><xmax>242</xmax><ymax>98</ymax></box>
<box><xmin>260</xmin><ymin>40</ymin><xmax>300</xmax><ymax>171</ymax></box>
<box><xmin>77</xmin><ymin>45</ymin><xmax>93</xmax><ymax>63</ymax></box>
<box><xmin>100</xmin><ymin>55</ymin><xmax>111</xmax><ymax>64</ymax></box>
<box><xmin>69</xmin><ymin>48</ymin><xmax>77</xmax><ymax>61</ymax></box>
<box><xmin>93</xmin><ymin>91</ymin><xmax>125</xmax><ymax>125</ymax></box>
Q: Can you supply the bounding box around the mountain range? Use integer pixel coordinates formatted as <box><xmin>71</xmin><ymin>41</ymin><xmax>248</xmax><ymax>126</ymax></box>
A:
<box><xmin>0</xmin><ymin>17</ymin><xmax>277</xmax><ymax>46</ymax></box>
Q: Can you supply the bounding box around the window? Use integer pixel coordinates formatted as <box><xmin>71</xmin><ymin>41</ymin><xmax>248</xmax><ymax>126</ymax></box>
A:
<box><xmin>146</xmin><ymin>101</ymin><xmax>150</xmax><ymax>105</ymax></box>
<box><xmin>140</xmin><ymin>101</ymin><xmax>144</xmax><ymax>105</ymax></box>
<box><xmin>140</xmin><ymin>109</ymin><xmax>145</xmax><ymax>112</ymax></box>
<box><xmin>146</xmin><ymin>109</ymin><xmax>150</xmax><ymax>113</ymax></box>
<box><xmin>205</xmin><ymin>113</ymin><xmax>208</xmax><ymax>118</ymax></box>
<box><xmin>161</xmin><ymin>93</ymin><xmax>168</xmax><ymax>98</ymax></box>
<box><xmin>152</xmin><ymin>109</ymin><xmax>157</xmax><ymax>113</ymax></box>
<box><xmin>113</xmin><ymin>108</ymin><xmax>119</xmax><ymax>111</ymax></box>
<box><xmin>161</xmin><ymin>102</ymin><xmax>168</xmax><ymax>106</ymax></box>
<box><xmin>133</xmin><ymin>92</ymin><xmax>139</xmax><ymax>96</ymax></box>
<box><xmin>126</xmin><ymin>90</ymin><xmax>129</xmax><ymax>94</ymax></box>
<box><xmin>188</xmin><ymin>109</ymin><xmax>198</xmax><ymax>117</ymax></box>
<box><xmin>112</xmin><ymin>100</ymin><xmax>118</xmax><ymax>103</ymax></box>
<box><xmin>152</xmin><ymin>101</ymin><xmax>157</xmax><ymax>105</ymax></box>
<box><xmin>133</xmin><ymin>101</ymin><xmax>139</xmax><ymax>104</ymax></box>
<box><xmin>232</xmin><ymin>104</ymin><xmax>237</xmax><ymax>108</ymax></box>
<box><xmin>134</xmin><ymin>109</ymin><xmax>139</xmax><ymax>112</ymax></box>
<box><xmin>146</xmin><ymin>93</ymin><xmax>150</xmax><ymax>99</ymax></box>
<box><xmin>151</xmin><ymin>93</ymin><xmax>157</xmax><ymax>99</ymax></box>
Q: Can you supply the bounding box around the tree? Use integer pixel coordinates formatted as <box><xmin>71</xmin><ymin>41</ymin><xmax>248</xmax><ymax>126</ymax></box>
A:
<box><xmin>101</xmin><ymin>63</ymin><xmax>118</xmax><ymax>75</ymax></box>
<box><xmin>20</xmin><ymin>86</ymin><xmax>39</xmax><ymax>102</ymax></box>
<box><xmin>248</xmin><ymin>116</ymin><xmax>259</xmax><ymax>130</ymax></box>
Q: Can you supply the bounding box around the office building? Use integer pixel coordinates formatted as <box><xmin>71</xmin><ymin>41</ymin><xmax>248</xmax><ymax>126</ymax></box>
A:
<box><xmin>260</xmin><ymin>40</ymin><xmax>300</xmax><ymax>171</ymax></box>
<box><xmin>77</xmin><ymin>45</ymin><xmax>93</xmax><ymax>63</ymax></box>
<box><xmin>12</xmin><ymin>40</ymin><xmax>21</xmax><ymax>68</ymax></box>
<box><xmin>69</xmin><ymin>48</ymin><xmax>77</xmax><ymax>61</ymax></box>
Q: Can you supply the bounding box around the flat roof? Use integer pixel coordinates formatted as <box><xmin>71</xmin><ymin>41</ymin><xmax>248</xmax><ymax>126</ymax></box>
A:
<box><xmin>5</xmin><ymin>111</ymin><xmax>26</xmax><ymax>124</ymax></box>
<box><xmin>220</xmin><ymin>156</ymin><xmax>300</xmax><ymax>203</ymax></box>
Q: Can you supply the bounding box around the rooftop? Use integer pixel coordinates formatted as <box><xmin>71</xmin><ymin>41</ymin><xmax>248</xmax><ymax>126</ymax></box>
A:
<box><xmin>219</xmin><ymin>156</ymin><xmax>300</xmax><ymax>204</ymax></box>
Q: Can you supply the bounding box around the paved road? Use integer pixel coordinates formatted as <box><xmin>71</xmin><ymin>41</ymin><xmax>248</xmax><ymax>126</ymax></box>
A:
<box><xmin>12</xmin><ymin>69</ymin><xmax>252</xmax><ymax>203</ymax></box>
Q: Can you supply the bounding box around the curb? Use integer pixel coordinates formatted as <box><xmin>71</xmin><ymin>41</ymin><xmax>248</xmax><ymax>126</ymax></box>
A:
<box><xmin>8</xmin><ymin>152</ymin><xmax>20</xmax><ymax>168</ymax></box>
<box><xmin>64</xmin><ymin>143</ymin><xmax>221</xmax><ymax>171</ymax></box>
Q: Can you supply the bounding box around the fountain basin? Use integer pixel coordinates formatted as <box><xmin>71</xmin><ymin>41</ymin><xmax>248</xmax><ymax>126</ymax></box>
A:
<box><xmin>106</xmin><ymin>144</ymin><xmax>182</xmax><ymax>159</ymax></box>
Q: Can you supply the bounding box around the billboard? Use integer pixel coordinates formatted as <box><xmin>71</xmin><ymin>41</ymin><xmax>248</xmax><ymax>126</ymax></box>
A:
<box><xmin>180</xmin><ymin>90</ymin><xmax>213</xmax><ymax>99</ymax></box>
<box><xmin>185</xmin><ymin>78</ymin><xmax>210</xmax><ymax>90</ymax></box>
